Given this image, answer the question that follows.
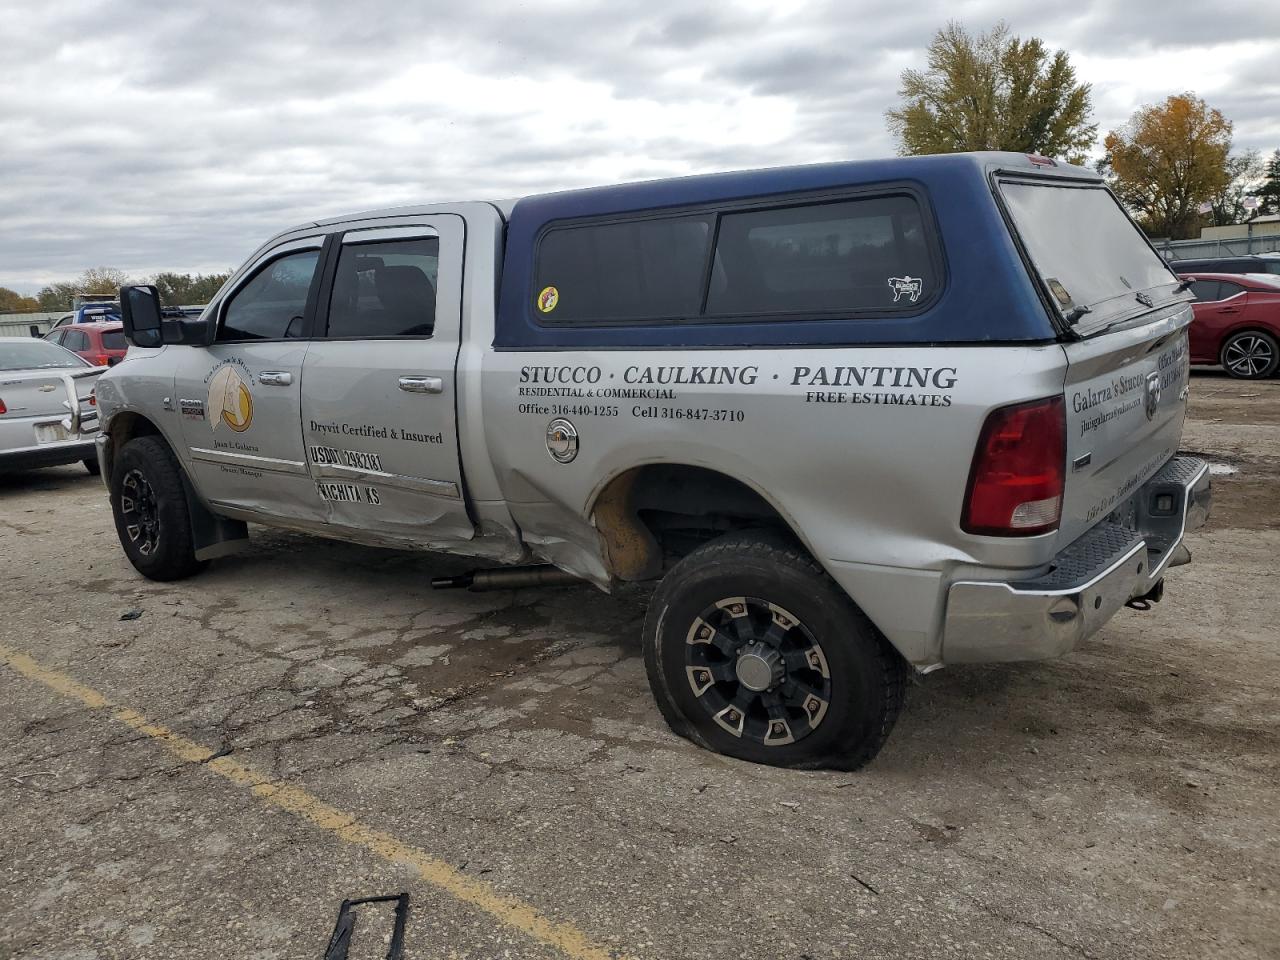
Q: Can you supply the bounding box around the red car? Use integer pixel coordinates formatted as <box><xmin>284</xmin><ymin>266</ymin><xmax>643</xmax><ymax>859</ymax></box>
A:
<box><xmin>43</xmin><ymin>321</ymin><xmax>129</xmax><ymax>367</ymax></box>
<box><xmin>1181</xmin><ymin>272</ymin><xmax>1280</xmax><ymax>379</ymax></box>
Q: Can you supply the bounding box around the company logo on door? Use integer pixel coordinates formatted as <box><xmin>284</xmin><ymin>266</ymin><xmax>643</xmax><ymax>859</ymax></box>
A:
<box><xmin>205</xmin><ymin>359</ymin><xmax>254</xmax><ymax>433</ymax></box>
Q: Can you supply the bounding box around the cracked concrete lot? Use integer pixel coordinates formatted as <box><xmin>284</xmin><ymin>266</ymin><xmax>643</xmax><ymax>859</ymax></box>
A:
<box><xmin>2</xmin><ymin>370</ymin><xmax>1278</xmax><ymax>960</ymax></box>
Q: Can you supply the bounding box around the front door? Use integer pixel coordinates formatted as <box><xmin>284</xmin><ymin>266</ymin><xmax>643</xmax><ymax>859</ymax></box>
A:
<box><xmin>299</xmin><ymin>219</ymin><xmax>473</xmax><ymax>544</ymax></box>
<box><xmin>174</xmin><ymin>238</ymin><xmax>326</xmax><ymax>523</ymax></box>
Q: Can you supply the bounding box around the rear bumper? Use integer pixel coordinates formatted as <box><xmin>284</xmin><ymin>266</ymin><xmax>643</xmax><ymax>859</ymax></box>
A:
<box><xmin>942</xmin><ymin>455</ymin><xmax>1211</xmax><ymax>663</ymax></box>
<box><xmin>0</xmin><ymin>438</ymin><xmax>99</xmax><ymax>471</ymax></box>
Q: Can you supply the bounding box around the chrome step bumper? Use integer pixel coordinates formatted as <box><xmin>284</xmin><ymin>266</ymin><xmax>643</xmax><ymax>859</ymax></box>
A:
<box><xmin>942</xmin><ymin>455</ymin><xmax>1211</xmax><ymax>663</ymax></box>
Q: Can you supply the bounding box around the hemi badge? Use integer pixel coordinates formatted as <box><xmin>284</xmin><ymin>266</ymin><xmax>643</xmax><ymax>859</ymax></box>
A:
<box><xmin>1072</xmin><ymin>452</ymin><xmax>1092</xmax><ymax>472</ymax></box>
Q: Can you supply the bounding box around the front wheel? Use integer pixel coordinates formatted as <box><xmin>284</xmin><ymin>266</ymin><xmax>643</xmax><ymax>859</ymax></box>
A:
<box><xmin>83</xmin><ymin>457</ymin><xmax>101</xmax><ymax>476</ymax></box>
<box><xmin>109</xmin><ymin>436</ymin><xmax>207</xmax><ymax>581</ymax></box>
<box><xmin>1221</xmin><ymin>330</ymin><xmax>1279</xmax><ymax>379</ymax></box>
<box><xmin>642</xmin><ymin>531</ymin><xmax>907</xmax><ymax>771</ymax></box>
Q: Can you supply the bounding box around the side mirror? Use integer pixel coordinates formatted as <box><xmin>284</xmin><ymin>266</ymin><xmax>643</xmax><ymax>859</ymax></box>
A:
<box><xmin>120</xmin><ymin>285</ymin><xmax>163</xmax><ymax>347</ymax></box>
<box><xmin>120</xmin><ymin>285</ymin><xmax>212</xmax><ymax>347</ymax></box>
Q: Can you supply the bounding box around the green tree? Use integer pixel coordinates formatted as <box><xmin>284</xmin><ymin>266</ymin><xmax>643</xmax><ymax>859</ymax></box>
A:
<box><xmin>76</xmin><ymin>266</ymin><xmax>130</xmax><ymax>295</ymax></box>
<box><xmin>1258</xmin><ymin>149</ymin><xmax>1280</xmax><ymax>215</ymax></box>
<box><xmin>1099</xmin><ymin>93</ymin><xmax>1234</xmax><ymax>239</ymax></box>
<box><xmin>0</xmin><ymin>287</ymin><xmax>41</xmax><ymax>312</ymax></box>
<box><xmin>886</xmin><ymin>21</ymin><xmax>1096</xmax><ymax>164</ymax></box>
<box><xmin>152</xmin><ymin>271</ymin><xmax>232</xmax><ymax>306</ymax></box>
<box><xmin>36</xmin><ymin>282</ymin><xmax>79</xmax><ymax>312</ymax></box>
<box><xmin>1207</xmin><ymin>151</ymin><xmax>1264</xmax><ymax>226</ymax></box>
<box><xmin>34</xmin><ymin>268</ymin><xmax>131</xmax><ymax>312</ymax></box>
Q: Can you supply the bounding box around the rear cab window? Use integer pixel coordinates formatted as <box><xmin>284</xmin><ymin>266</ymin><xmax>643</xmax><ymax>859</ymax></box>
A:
<box><xmin>998</xmin><ymin>180</ymin><xmax>1181</xmax><ymax>333</ymax></box>
<box><xmin>533</xmin><ymin>192</ymin><xmax>940</xmax><ymax>326</ymax></box>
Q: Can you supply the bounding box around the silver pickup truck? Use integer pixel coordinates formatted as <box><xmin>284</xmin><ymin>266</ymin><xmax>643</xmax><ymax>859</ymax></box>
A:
<box><xmin>96</xmin><ymin>152</ymin><xmax>1210</xmax><ymax>770</ymax></box>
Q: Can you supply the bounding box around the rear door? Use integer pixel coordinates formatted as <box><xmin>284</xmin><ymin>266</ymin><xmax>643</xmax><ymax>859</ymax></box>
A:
<box><xmin>299</xmin><ymin>218</ymin><xmax>473</xmax><ymax>544</ymax></box>
<box><xmin>61</xmin><ymin>327</ymin><xmax>90</xmax><ymax>362</ymax></box>
<box><xmin>999</xmin><ymin>178</ymin><xmax>1192</xmax><ymax>547</ymax></box>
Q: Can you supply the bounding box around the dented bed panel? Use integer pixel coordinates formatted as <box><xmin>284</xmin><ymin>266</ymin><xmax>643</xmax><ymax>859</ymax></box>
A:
<box><xmin>479</xmin><ymin>344</ymin><xmax>1069</xmax><ymax>655</ymax></box>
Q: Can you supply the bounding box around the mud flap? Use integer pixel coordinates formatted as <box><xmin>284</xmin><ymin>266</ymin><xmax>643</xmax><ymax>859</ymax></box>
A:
<box><xmin>180</xmin><ymin>472</ymin><xmax>249</xmax><ymax>561</ymax></box>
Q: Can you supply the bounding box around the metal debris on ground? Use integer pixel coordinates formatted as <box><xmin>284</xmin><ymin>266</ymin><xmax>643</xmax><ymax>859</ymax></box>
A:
<box><xmin>323</xmin><ymin>893</ymin><xmax>409</xmax><ymax>960</ymax></box>
<box><xmin>119</xmin><ymin>608</ymin><xmax>144</xmax><ymax>621</ymax></box>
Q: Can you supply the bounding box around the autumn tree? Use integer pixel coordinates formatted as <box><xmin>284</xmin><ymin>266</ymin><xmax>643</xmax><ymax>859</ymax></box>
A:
<box><xmin>1100</xmin><ymin>94</ymin><xmax>1233</xmax><ymax>240</ymax></box>
<box><xmin>0</xmin><ymin>287</ymin><xmax>41</xmax><ymax>313</ymax></box>
<box><xmin>886</xmin><ymin>21</ymin><xmax>1096</xmax><ymax>163</ymax></box>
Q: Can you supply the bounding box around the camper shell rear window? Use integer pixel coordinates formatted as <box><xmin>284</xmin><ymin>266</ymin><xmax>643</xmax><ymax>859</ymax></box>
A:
<box><xmin>532</xmin><ymin>190</ymin><xmax>943</xmax><ymax>326</ymax></box>
<box><xmin>997</xmin><ymin>179</ymin><xmax>1181</xmax><ymax>330</ymax></box>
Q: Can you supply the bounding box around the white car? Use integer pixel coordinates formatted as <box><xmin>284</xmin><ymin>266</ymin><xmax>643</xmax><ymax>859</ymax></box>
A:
<box><xmin>0</xmin><ymin>337</ymin><xmax>103</xmax><ymax>474</ymax></box>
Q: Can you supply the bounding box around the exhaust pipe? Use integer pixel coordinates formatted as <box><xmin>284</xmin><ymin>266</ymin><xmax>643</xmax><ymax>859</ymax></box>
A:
<box><xmin>430</xmin><ymin>565</ymin><xmax>583</xmax><ymax>592</ymax></box>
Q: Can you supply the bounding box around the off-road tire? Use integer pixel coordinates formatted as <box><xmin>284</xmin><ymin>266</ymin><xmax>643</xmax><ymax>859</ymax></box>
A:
<box><xmin>642</xmin><ymin>530</ymin><xmax>907</xmax><ymax>770</ymax></box>
<box><xmin>1220</xmin><ymin>330</ymin><xmax>1279</xmax><ymax>380</ymax></box>
<box><xmin>83</xmin><ymin>457</ymin><xmax>100</xmax><ymax>476</ymax></box>
<box><xmin>110</xmin><ymin>436</ymin><xmax>206</xmax><ymax>581</ymax></box>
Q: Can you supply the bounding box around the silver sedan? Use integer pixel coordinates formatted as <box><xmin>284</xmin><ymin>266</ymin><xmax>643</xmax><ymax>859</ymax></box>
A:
<box><xmin>0</xmin><ymin>337</ymin><xmax>104</xmax><ymax>474</ymax></box>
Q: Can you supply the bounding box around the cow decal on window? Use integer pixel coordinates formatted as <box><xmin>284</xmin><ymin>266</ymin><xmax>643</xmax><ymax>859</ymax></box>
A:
<box><xmin>887</xmin><ymin>276</ymin><xmax>923</xmax><ymax>304</ymax></box>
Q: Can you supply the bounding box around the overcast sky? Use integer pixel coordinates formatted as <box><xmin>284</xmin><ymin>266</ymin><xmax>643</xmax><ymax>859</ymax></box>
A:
<box><xmin>2</xmin><ymin>0</ymin><xmax>1278</xmax><ymax>295</ymax></box>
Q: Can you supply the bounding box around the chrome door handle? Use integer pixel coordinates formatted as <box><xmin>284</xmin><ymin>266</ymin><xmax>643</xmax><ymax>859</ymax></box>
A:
<box><xmin>258</xmin><ymin>371</ymin><xmax>292</xmax><ymax>386</ymax></box>
<box><xmin>398</xmin><ymin>376</ymin><xmax>444</xmax><ymax>394</ymax></box>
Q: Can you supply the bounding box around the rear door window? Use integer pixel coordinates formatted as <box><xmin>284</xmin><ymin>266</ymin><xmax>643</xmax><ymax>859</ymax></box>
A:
<box><xmin>1000</xmin><ymin>181</ymin><xmax>1177</xmax><ymax>329</ymax></box>
<box><xmin>1189</xmin><ymin>280</ymin><xmax>1221</xmax><ymax>302</ymax></box>
<box><xmin>63</xmin><ymin>329</ymin><xmax>88</xmax><ymax>352</ymax></box>
<box><xmin>1217</xmin><ymin>281</ymin><xmax>1246</xmax><ymax>300</ymax></box>
<box><xmin>325</xmin><ymin>237</ymin><xmax>439</xmax><ymax>338</ymax></box>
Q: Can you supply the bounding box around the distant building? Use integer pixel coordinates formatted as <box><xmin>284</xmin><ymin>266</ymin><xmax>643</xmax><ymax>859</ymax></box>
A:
<box><xmin>1201</xmin><ymin>214</ymin><xmax>1280</xmax><ymax>241</ymax></box>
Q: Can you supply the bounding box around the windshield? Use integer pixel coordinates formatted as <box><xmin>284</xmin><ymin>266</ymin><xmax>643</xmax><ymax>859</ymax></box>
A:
<box><xmin>1001</xmin><ymin>181</ymin><xmax>1177</xmax><ymax>326</ymax></box>
<box><xmin>0</xmin><ymin>339</ymin><xmax>91</xmax><ymax>371</ymax></box>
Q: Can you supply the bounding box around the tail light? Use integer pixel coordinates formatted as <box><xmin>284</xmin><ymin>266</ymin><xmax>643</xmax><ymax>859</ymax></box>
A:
<box><xmin>962</xmin><ymin>397</ymin><xmax>1066</xmax><ymax>536</ymax></box>
<box><xmin>0</xmin><ymin>398</ymin><xmax>6</xmax><ymax>415</ymax></box>
<box><xmin>90</xmin><ymin>354</ymin><xmax>110</xmax><ymax>366</ymax></box>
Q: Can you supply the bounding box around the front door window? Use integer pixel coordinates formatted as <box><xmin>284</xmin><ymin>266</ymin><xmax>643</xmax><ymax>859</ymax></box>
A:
<box><xmin>219</xmin><ymin>250</ymin><xmax>320</xmax><ymax>341</ymax></box>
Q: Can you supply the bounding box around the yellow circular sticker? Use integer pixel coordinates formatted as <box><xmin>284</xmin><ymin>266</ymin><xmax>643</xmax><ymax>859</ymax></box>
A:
<box><xmin>537</xmin><ymin>285</ymin><xmax>560</xmax><ymax>313</ymax></box>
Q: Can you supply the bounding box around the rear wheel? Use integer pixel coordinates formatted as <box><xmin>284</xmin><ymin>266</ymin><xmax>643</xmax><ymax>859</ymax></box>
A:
<box><xmin>1220</xmin><ymin>331</ymin><xmax>1279</xmax><ymax>379</ymax></box>
<box><xmin>642</xmin><ymin>531</ymin><xmax>907</xmax><ymax>770</ymax></box>
<box><xmin>83</xmin><ymin>457</ymin><xmax>100</xmax><ymax>476</ymax></box>
<box><xmin>109</xmin><ymin>436</ymin><xmax>206</xmax><ymax>581</ymax></box>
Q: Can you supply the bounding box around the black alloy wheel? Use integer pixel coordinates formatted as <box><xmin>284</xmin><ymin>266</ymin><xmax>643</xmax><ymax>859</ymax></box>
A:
<box><xmin>684</xmin><ymin>596</ymin><xmax>832</xmax><ymax>747</ymax></box>
<box><xmin>109</xmin><ymin>435</ymin><xmax>206</xmax><ymax>581</ymax></box>
<box><xmin>119</xmin><ymin>468</ymin><xmax>161</xmax><ymax>557</ymax></box>
<box><xmin>1221</xmin><ymin>331</ymin><xmax>1279</xmax><ymax>379</ymax></box>
<box><xmin>644</xmin><ymin>531</ymin><xmax>907</xmax><ymax>770</ymax></box>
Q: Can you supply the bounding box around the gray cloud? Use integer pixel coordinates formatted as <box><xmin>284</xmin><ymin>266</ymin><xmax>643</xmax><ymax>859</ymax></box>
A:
<box><xmin>1</xmin><ymin>0</ymin><xmax>1277</xmax><ymax>293</ymax></box>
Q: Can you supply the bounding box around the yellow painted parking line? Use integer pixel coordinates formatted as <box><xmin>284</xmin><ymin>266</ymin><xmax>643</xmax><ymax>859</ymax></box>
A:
<box><xmin>1</xmin><ymin>643</ymin><xmax>626</xmax><ymax>960</ymax></box>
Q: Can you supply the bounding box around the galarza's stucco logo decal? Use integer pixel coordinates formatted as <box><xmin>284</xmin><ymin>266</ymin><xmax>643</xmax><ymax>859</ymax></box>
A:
<box><xmin>205</xmin><ymin>359</ymin><xmax>254</xmax><ymax>433</ymax></box>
